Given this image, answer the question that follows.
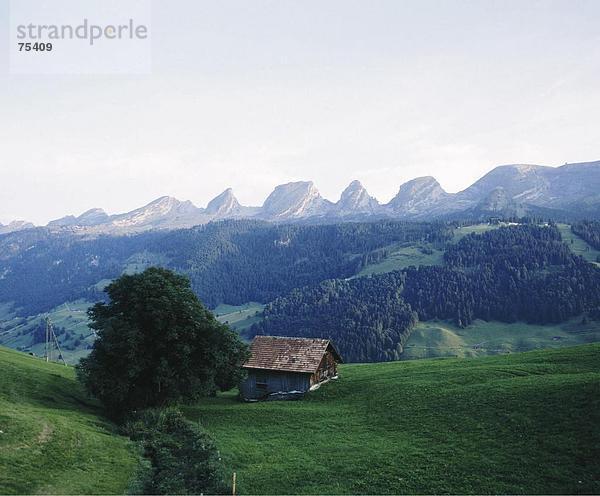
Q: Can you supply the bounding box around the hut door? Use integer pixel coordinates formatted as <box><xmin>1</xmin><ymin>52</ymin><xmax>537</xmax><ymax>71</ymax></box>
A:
<box><xmin>255</xmin><ymin>371</ymin><xmax>268</xmax><ymax>395</ymax></box>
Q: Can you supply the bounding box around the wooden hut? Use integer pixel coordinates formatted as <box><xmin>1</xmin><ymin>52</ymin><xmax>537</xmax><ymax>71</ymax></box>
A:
<box><xmin>240</xmin><ymin>336</ymin><xmax>342</xmax><ymax>401</ymax></box>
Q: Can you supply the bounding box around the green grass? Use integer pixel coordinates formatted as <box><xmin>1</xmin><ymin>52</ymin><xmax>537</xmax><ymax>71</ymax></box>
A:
<box><xmin>0</xmin><ymin>346</ymin><xmax>139</xmax><ymax>494</ymax></box>
<box><xmin>557</xmin><ymin>223</ymin><xmax>600</xmax><ymax>267</ymax></box>
<box><xmin>402</xmin><ymin>318</ymin><xmax>600</xmax><ymax>360</ymax></box>
<box><xmin>184</xmin><ymin>344</ymin><xmax>600</xmax><ymax>495</ymax></box>
<box><xmin>214</xmin><ymin>302</ymin><xmax>265</xmax><ymax>333</ymax></box>
<box><xmin>451</xmin><ymin>222</ymin><xmax>504</xmax><ymax>242</ymax></box>
<box><xmin>357</xmin><ymin>243</ymin><xmax>444</xmax><ymax>276</ymax></box>
<box><xmin>357</xmin><ymin>223</ymin><xmax>504</xmax><ymax>277</ymax></box>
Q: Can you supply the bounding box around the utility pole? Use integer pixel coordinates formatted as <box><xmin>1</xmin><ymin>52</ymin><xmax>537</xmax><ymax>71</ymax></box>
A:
<box><xmin>45</xmin><ymin>317</ymin><xmax>50</xmax><ymax>362</ymax></box>
<box><xmin>44</xmin><ymin>317</ymin><xmax>67</xmax><ymax>366</ymax></box>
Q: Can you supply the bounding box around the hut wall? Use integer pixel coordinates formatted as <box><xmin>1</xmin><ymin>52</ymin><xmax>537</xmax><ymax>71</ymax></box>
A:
<box><xmin>241</xmin><ymin>369</ymin><xmax>311</xmax><ymax>400</ymax></box>
<box><xmin>310</xmin><ymin>351</ymin><xmax>338</xmax><ymax>386</ymax></box>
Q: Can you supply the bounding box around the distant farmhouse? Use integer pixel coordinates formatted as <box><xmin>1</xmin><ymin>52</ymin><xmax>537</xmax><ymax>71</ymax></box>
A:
<box><xmin>241</xmin><ymin>336</ymin><xmax>342</xmax><ymax>401</ymax></box>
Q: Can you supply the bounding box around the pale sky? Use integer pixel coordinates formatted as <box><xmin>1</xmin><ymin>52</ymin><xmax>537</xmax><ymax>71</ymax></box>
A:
<box><xmin>1</xmin><ymin>0</ymin><xmax>599</xmax><ymax>225</ymax></box>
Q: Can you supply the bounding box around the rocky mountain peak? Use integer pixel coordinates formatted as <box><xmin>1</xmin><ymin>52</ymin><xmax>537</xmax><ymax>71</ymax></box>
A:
<box><xmin>205</xmin><ymin>188</ymin><xmax>242</xmax><ymax>217</ymax></box>
<box><xmin>76</xmin><ymin>208</ymin><xmax>109</xmax><ymax>226</ymax></box>
<box><xmin>23</xmin><ymin>159</ymin><xmax>600</xmax><ymax>233</ymax></box>
<box><xmin>111</xmin><ymin>196</ymin><xmax>199</xmax><ymax>228</ymax></box>
<box><xmin>261</xmin><ymin>181</ymin><xmax>331</xmax><ymax>219</ymax></box>
<box><xmin>458</xmin><ymin>164</ymin><xmax>550</xmax><ymax>204</ymax></box>
<box><xmin>387</xmin><ymin>176</ymin><xmax>448</xmax><ymax>214</ymax></box>
<box><xmin>0</xmin><ymin>220</ymin><xmax>35</xmax><ymax>235</ymax></box>
<box><xmin>335</xmin><ymin>180</ymin><xmax>380</xmax><ymax>215</ymax></box>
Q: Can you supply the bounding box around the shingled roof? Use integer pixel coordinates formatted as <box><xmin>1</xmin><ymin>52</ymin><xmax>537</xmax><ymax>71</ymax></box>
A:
<box><xmin>243</xmin><ymin>336</ymin><xmax>342</xmax><ymax>374</ymax></box>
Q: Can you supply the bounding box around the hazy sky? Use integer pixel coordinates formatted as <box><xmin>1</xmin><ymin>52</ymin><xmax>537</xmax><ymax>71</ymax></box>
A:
<box><xmin>1</xmin><ymin>0</ymin><xmax>599</xmax><ymax>225</ymax></box>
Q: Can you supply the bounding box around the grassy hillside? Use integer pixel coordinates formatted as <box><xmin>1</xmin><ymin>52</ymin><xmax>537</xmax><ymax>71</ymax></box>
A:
<box><xmin>185</xmin><ymin>345</ymin><xmax>600</xmax><ymax>495</ymax></box>
<box><xmin>357</xmin><ymin>243</ymin><xmax>444</xmax><ymax>276</ymax></box>
<box><xmin>402</xmin><ymin>318</ymin><xmax>600</xmax><ymax>359</ymax></box>
<box><xmin>451</xmin><ymin>222</ymin><xmax>502</xmax><ymax>241</ymax></box>
<box><xmin>0</xmin><ymin>346</ymin><xmax>139</xmax><ymax>495</ymax></box>
<box><xmin>557</xmin><ymin>223</ymin><xmax>600</xmax><ymax>267</ymax></box>
<box><xmin>214</xmin><ymin>302</ymin><xmax>265</xmax><ymax>334</ymax></box>
<box><xmin>356</xmin><ymin>223</ymin><xmax>502</xmax><ymax>277</ymax></box>
<box><xmin>0</xmin><ymin>299</ymin><xmax>263</xmax><ymax>362</ymax></box>
<box><xmin>0</xmin><ymin>300</ymin><xmax>94</xmax><ymax>364</ymax></box>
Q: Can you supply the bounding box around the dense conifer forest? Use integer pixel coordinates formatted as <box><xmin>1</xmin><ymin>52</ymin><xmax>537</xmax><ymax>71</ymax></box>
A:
<box><xmin>0</xmin><ymin>220</ymin><xmax>451</xmax><ymax>314</ymax></box>
<box><xmin>252</xmin><ymin>225</ymin><xmax>600</xmax><ymax>362</ymax></box>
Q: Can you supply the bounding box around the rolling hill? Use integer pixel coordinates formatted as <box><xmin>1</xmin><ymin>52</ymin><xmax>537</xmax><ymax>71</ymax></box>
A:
<box><xmin>184</xmin><ymin>344</ymin><xmax>600</xmax><ymax>495</ymax></box>
<box><xmin>1</xmin><ymin>344</ymin><xmax>598</xmax><ymax>494</ymax></box>
<box><xmin>0</xmin><ymin>346</ymin><xmax>139</xmax><ymax>494</ymax></box>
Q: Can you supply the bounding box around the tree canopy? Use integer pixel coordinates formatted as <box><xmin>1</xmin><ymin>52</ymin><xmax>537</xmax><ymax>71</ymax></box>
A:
<box><xmin>77</xmin><ymin>267</ymin><xmax>248</xmax><ymax>418</ymax></box>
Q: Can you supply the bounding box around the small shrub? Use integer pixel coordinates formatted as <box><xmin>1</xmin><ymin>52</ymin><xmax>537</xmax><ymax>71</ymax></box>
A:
<box><xmin>123</xmin><ymin>408</ymin><xmax>230</xmax><ymax>495</ymax></box>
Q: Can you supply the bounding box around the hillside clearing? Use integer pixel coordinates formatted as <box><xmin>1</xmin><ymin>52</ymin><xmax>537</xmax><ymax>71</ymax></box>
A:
<box><xmin>451</xmin><ymin>222</ymin><xmax>502</xmax><ymax>241</ymax></box>
<box><xmin>357</xmin><ymin>243</ymin><xmax>444</xmax><ymax>276</ymax></box>
<box><xmin>214</xmin><ymin>302</ymin><xmax>265</xmax><ymax>333</ymax></box>
<box><xmin>557</xmin><ymin>223</ymin><xmax>600</xmax><ymax>266</ymax></box>
<box><xmin>0</xmin><ymin>346</ymin><xmax>139</xmax><ymax>495</ymax></box>
<box><xmin>402</xmin><ymin>318</ymin><xmax>600</xmax><ymax>359</ymax></box>
<box><xmin>185</xmin><ymin>344</ymin><xmax>600</xmax><ymax>495</ymax></box>
<box><xmin>356</xmin><ymin>223</ymin><xmax>503</xmax><ymax>277</ymax></box>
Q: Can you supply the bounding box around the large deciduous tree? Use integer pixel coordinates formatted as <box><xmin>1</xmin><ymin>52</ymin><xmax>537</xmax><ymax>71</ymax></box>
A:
<box><xmin>77</xmin><ymin>267</ymin><xmax>248</xmax><ymax>418</ymax></box>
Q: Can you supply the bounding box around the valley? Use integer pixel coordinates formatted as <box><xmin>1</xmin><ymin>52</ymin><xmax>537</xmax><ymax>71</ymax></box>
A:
<box><xmin>1</xmin><ymin>180</ymin><xmax>600</xmax><ymax>496</ymax></box>
<box><xmin>2</xmin><ymin>221</ymin><xmax>600</xmax><ymax>363</ymax></box>
<box><xmin>0</xmin><ymin>300</ymin><xmax>93</xmax><ymax>364</ymax></box>
<box><xmin>2</xmin><ymin>5</ymin><xmax>598</xmax><ymax>494</ymax></box>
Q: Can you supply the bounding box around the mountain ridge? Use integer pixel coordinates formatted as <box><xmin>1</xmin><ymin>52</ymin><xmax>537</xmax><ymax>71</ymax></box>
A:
<box><xmin>3</xmin><ymin>160</ymin><xmax>599</xmax><ymax>234</ymax></box>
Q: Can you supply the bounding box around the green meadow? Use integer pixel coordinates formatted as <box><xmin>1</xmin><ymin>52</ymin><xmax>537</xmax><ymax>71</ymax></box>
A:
<box><xmin>557</xmin><ymin>223</ymin><xmax>600</xmax><ymax>267</ymax></box>
<box><xmin>184</xmin><ymin>344</ymin><xmax>600</xmax><ymax>495</ymax></box>
<box><xmin>1</xmin><ymin>343</ymin><xmax>599</xmax><ymax>494</ymax></box>
<box><xmin>357</xmin><ymin>223</ymin><xmax>501</xmax><ymax>276</ymax></box>
<box><xmin>0</xmin><ymin>346</ymin><xmax>138</xmax><ymax>495</ymax></box>
<box><xmin>402</xmin><ymin>318</ymin><xmax>600</xmax><ymax>359</ymax></box>
<box><xmin>214</xmin><ymin>302</ymin><xmax>265</xmax><ymax>333</ymax></box>
<box><xmin>451</xmin><ymin>222</ymin><xmax>501</xmax><ymax>241</ymax></box>
<box><xmin>357</xmin><ymin>243</ymin><xmax>444</xmax><ymax>276</ymax></box>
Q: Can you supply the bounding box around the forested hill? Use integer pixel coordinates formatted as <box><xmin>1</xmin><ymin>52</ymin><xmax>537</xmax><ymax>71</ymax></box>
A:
<box><xmin>252</xmin><ymin>224</ymin><xmax>600</xmax><ymax>362</ymax></box>
<box><xmin>0</xmin><ymin>219</ymin><xmax>452</xmax><ymax>315</ymax></box>
<box><xmin>3</xmin><ymin>219</ymin><xmax>600</xmax><ymax>364</ymax></box>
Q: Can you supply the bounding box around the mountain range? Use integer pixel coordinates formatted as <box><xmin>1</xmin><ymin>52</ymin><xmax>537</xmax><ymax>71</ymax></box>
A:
<box><xmin>3</xmin><ymin>160</ymin><xmax>599</xmax><ymax>234</ymax></box>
